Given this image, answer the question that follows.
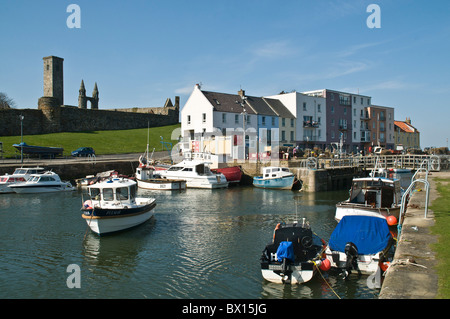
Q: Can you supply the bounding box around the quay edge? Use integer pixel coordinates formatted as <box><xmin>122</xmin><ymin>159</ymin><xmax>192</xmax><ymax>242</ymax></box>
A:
<box><xmin>379</xmin><ymin>172</ymin><xmax>450</xmax><ymax>299</ymax></box>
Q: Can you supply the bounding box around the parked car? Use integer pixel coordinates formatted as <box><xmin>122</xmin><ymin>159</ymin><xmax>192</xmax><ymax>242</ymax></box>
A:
<box><xmin>71</xmin><ymin>147</ymin><xmax>95</xmax><ymax>157</ymax></box>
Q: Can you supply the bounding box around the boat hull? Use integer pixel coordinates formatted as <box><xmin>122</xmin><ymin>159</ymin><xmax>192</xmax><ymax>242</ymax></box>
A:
<box><xmin>253</xmin><ymin>175</ymin><xmax>295</xmax><ymax>190</ymax></box>
<box><xmin>137</xmin><ymin>178</ymin><xmax>186</xmax><ymax>190</ymax></box>
<box><xmin>211</xmin><ymin>166</ymin><xmax>242</xmax><ymax>184</ymax></box>
<box><xmin>9</xmin><ymin>183</ymin><xmax>75</xmax><ymax>193</ymax></box>
<box><xmin>82</xmin><ymin>200</ymin><xmax>156</xmax><ymax>235</ymax></box>
<box><xmin>261</xmin><ymin>262</ymin><xmax>315</xmax><ymax>284</ymax></box>
<box><xmin>324</xmin><ymin>248</ymin><xmax>382</xmax><ymax>275</ymax></box>
<box><xmin>335</xmin><ymin>204</ymin><xmax>400</xmax><ymax>222</ymax></box>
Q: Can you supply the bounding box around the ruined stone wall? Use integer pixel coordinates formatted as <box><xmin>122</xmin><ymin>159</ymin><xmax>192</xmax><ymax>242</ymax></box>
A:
<box><xmin>0</xmin><ymin>105</ymin><xmax>179</xmax><ymax>136</ymax></box>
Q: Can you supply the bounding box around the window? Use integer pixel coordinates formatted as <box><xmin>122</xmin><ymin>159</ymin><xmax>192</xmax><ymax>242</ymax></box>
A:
<box><xmin>290</xmin><ymin>119</ymin><xmax>294</xmax><ymax>127</ymax></box>
<box><xmin>202</xmin><ymin>113</ymin><xmax>206</xmax><ymax>123</ymax></box>
<box><xmin>353</xmin><ymin>109</ymin><xmax>356</xmax><ymax>116</ymax></box>
<box><xmin>117</xmin><ymin>187</ymin><xmax>129</xmax><ymax>200</ymax></box>
<box><xmin>318</xmin><ymin>104</ymin><xmax>321</xmax><ymax>112</ymax></box>
<box><xmin>222</xmin><ymin>113</ymin><xmax>226</xmax><ymax>123</ymax></box>
<box><xmin>353</xmin><ymin>96</ymin><xmax>356</xmax><ymax>103</ymax></box>
<box><xmin>318</xmin><ymin>117</ymin><xmax>321</xmax><ymax>123</ymax></box>
<box><xmin>235</xmin><ymin>114</ymin><xmax>239</xmax><ymax>124</ymax></box>
<box><xmin>103</xmin><ymin>188</ymin><xmax>114</xmax><ymax>201</ymax></box>
<box><xmin>272</xmin><ymin>117</ymin><xmax>275</xmax><ymax>126</ymax></box>
<box><xmin>282</xmin><ymin>118</ymin><xmax>285</xmax><ymax>127</ymax></box>
<box><xmin>290</xmin><ymin>131</ymin><xmax>294</xmax><ymax>141</ymax></box>
<box><xmin>361</xmin><ymin>97</ymin><xmax>363</xmax><ymax>104</ymax></box>
<box><xmin>354</xmin><ymin>132</ymin><xmax>357</xmax><ymax>139</ymax></box>
<box><xmin>281</xmin><ymin>130</ymin><xmax>286</xmax><ymax>141</ymax></box>
<box><xmin>262</xmin><ymin>116</ymin><xmax>266</xmax><ymax>125</ymax></box>
<box><xmin>318</xmin><ymin>129</ymin><xmax>321</xmax><ymax>137</ymax></box>
<box><xmin>331</xmin><ymin>106</ymin><xmax>334</xmax><ymax>114</ymax></box>
<box><xmin>330</xmin><ymin>93</ymin><xmax>334</xmax><ymax>101</ymax></box>
<box><xmin>303</xmin><ymin>102</ymin><xmax>307</xmax><ymax>111</ymax></box>
<box><xmin>331</xmin><ymin>119</ymin><xmax>335</xmax><ymax>126</ymax></box>
<box><xmin>344</xmin><ymin>108</ymin><xmax>347</xmax><ymax>115</ymax></box>
<box><xmin>246</xmin><ymin>115</ymin><xmax>251</xmax><ymax>124</ymax></box>
<box><xmin>331</xmin><ymin>131</ymin><xmax>335</xmax><ymax>139</ymax></box>
<box><xmin>187</xmin><ymin>115</ymin><xmax>191</xmax><ymax>124</ymax></box>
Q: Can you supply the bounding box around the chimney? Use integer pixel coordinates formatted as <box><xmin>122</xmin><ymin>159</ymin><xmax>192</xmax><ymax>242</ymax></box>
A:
<box><xmin>406</xmin><ymin>117</ymin><xmax>411</xmax><ymax>124</ymax></box>
<box><xmin>238</xmin><ymin>89</ymin><xmax>245</xmax><ymax>98</ymax></box>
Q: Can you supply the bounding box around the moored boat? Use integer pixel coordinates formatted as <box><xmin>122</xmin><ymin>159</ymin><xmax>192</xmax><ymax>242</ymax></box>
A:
<box><xmin>253</xmin><ymin>167</ymin><xmax>296</xmax><ymax>190</ymax></box>
<box><xmin>8</xmin><ymin>171</ymin><xmax>74</xmax><ymax>193</ymax></box>
<box><xmin>13</xmin><ymin>142</ymin><xmax>63</xmax><ymax>158</ymax></box>
<box><xmin>136</xmin><ymin>165</ymin><xmax>186</xmax><ymax>190</ymax></box>
<box><xmin>158</xmin><ymin>160</ymin><xmax>228</xmax><ymax>189</ymax></box>
<box><xmin>211</xmin><ymin>166</ymin><xmax>242</xmax><ymax>184</ymax></box>
<box><xmin>260</xmin><ymin>219</ymin><xmax>327</xmax><ymax>284</ymax></box>
<box><xmin>335</xmin><ymin>177</ymin><xmax>402</xmax><ymax>224</ymax></box>
<box><xmin>81</xmin><ymin>177</ymin><xmax>156</xmax><ymax>235</ymax></box>
<box><xmin>324</xmin><ymin>215</ymin><xmax>394</xmax><ymax>278</ymax></box>
<box><xmin>0</xmin><ymin>167</ymin><xmax>45</xmax><ymax>194</ymax></box>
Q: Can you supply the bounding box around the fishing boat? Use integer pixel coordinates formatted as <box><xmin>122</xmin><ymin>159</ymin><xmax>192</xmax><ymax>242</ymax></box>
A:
<box><xmin>135</xmin><ymin>142</ymin><xmax>186</xmax><ymax>190</ymax></box>
<box><xmin>8</xmin><ymin>171</ymin><xmax>74</xmax><ymax>193</ymax></box>
<box><xmin>335</xmin><ymin>177</ymin><xmax>402</xmax><ymax>223</ymax></box>
<box><xmin>81</xmin><ymin>177</ymin><xmax>156</xmax><ymax>235</ymax></box>
<box><xmin>158</xmin><ymin>160</ymin><xmax>228</xmax><ymax>189</ymax></box>
<box><xmin>253</xmin><ymin>167</ymin><xmax>296</xmax><ymax>190</ymax></box>
<box><xmin>0</xmin><ymin>167</ymin><xmax>45</xmax><ymax>194</ymax></box>
<box><xmin>185</xmin><ymin>152</ymin><xmax>242</xmax><ymax>184</ymax></box>
<box><xmin>260</xmin><ymin>218</ymin><xmax>327</xmax><ymax>284</ymax></box>
<box><xmin>324</xmin><ymin>215</ymin><xmax>394</xmax><ymax>278</ymax></box>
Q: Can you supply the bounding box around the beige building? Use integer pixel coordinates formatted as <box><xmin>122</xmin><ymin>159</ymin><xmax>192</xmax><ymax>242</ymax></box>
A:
<box><xmin>394</xmin><ymin>117</ymin><xmax>420</xmax><ymax>150</ymax></box>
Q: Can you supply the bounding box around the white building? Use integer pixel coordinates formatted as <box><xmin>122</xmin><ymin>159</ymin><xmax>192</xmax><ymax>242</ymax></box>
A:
<box><xmin>265</xmin><ymin>91</ymin><xmax>327</xmax><ymax>149</ymax></box>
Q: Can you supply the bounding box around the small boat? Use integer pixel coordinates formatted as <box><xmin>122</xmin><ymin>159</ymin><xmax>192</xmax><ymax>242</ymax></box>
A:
<box><xmin>260</xmin><ymin>219</ymin><xmax>327</xmax><ymax>284</ymax></box>
<box><xmin>0</xmin><ymin>167</ymin><xmax>45</xmax><ymax>194</ymax></box>
<box><xmin>8</xmin><ymin>171</ymin><xmax>74</xmax><ymax>193</ymax></box>
<box><xmin>324</xmin><ymin>215</ymin><xmax>394</xmax><ymax>278</ymax></box>
<box><xmin>136</xmin><ymin>165</ymin><xmax>186</xmax><ymax>190</ymax></box>
<box><xmin>135</xmin><ymin>143</ymin><xmax>186</xmax><ymax>190</ymax></box>
<box><xmin>158</xmin><ymin>160</ymin><xmax>228</xmax><ymax>189</ymax></box>
<box><xmin>211</xmin><ymin>166</ymin><xmax>242</xmax><ymax>184</ymax></box>
<box><xmin>253</xmin><ymin>167</ymin><xmax>296</xmax><ymax>190</ymax></box>
<box><xmin>13</xmin><ymin>142</ymin><xmax>63</xmax><ymax>158</ymax></box>
<box><xmin>81</xmin><ymin>177</ymin><xmax>156</xmax><ymax>235</ymax></box>
<box><xmin>335</xmin><ymin>177</ymin><xmax>402</xmax><ymax>223</ymax></box>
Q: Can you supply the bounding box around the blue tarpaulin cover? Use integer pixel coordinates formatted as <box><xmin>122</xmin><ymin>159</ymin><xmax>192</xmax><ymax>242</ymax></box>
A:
<box><xmin>276</xmin><ymin>241</ymin><xmax>295</xmax><ymax>261</ymax></box>
<box><xmin>329</xmin><ymin>216</ymin><xmax>391</xmax><ymax>255</ymax></box>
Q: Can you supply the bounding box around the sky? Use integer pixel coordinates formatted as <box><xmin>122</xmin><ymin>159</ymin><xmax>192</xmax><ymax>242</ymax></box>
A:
<box><xmin>1</xmin><ymin>0</ymin><xmax>449</xmax><ymax>148</ymax></box>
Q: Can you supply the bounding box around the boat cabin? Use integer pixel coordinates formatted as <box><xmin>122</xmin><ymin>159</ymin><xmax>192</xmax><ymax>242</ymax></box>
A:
<box><xmin>166</xmin><ymin>161</ymin><xmax>213</xmax><ymax>176</ymax></box>
<box><xmin>87</xmin><ymin>178</ymin><xmax>137</xmax><ymax>204</ymax></box>
<box><xmin>0</xmin><ymin>176</ymin><xmax>26</xmax><ymax>183</ymax></box>
<box><xmin>262</xmin><ymin>167</ymin><xmax>292</xmax><ymax>179</ymax></box>
<box><xmin>348</xmin><ymin>178</ymin><xmax>402</xmax><ymax>208</ymax></box>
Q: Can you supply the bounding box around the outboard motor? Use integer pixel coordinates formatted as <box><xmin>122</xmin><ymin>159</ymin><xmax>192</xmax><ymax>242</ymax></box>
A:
<box><xmin>344</xmin><ymin>242</ymin><xmax>359</xmax><ymax>279</ymax></box>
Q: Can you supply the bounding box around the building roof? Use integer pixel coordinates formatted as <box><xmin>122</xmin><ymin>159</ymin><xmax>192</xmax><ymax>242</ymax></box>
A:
<box><xmin>201</xmin><ymin>90</ymin><xmax>293</xmax><ymax>118</ymax></box>
<box><xmin>394</xmin><ymin>120</ymin><xmax>419</xmax><ymax>133</ymax></box>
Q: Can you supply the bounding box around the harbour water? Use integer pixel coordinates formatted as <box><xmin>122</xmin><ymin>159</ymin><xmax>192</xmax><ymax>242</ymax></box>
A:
<box><xmin>0</xmin><ymin>173</ymin><xmax>412</xmax><ymax>299</ymax></box>
<box><xmin>0</xmin><ymin>184</ymin><xmax>390</xmax><ymax>299</ymax></box>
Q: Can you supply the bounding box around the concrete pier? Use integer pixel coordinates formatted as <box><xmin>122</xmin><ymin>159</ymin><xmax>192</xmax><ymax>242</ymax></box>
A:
<box><xmin>379</xmin><ymin>171</ymin><xmax>450</xmax><ymax>299</ymax></box>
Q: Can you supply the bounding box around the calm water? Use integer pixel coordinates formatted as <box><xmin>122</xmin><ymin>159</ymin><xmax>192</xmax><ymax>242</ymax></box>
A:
<box><xmin>0</xmin><ymin>185</ymin><xmax>386</xmax><ymax>299</ymax></box>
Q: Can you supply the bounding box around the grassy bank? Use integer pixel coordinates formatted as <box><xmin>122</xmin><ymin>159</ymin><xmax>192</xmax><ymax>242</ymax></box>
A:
<box><xmin>430</xmin><ymin>177</ymin><xmax>450</xmax><ymax>298</ymax></box>
<box><xmin>0</xmin><ymin>123</ymin><xmax>181</xmax><ymax>157</ymax></box>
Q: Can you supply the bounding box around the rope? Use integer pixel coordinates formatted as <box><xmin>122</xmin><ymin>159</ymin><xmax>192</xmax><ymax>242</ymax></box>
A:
<box><xmin>313</xmin><ymin>261</ymin><xmax>341</xmax><ymax>299</ymax></box>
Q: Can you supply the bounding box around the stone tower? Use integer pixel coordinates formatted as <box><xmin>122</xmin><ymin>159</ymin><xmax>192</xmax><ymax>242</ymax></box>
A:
<box><xmin>43</xmin><ymin>56</ymin><xmax>64</xmax><ymax>106</ymax></box>
<box><xmin>91</xmin><ymin>82</ymin><xmax>99</xmax><ymax>109</ymax></box>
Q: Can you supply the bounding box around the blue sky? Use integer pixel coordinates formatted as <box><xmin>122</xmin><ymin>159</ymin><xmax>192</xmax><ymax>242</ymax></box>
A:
<box><xmin>1</xmin><ymin>0</ymin><xmax>449</xmax><ymax>147</ymax></box>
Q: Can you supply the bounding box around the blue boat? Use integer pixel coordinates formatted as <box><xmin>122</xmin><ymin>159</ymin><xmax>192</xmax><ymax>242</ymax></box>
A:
<box><xmin>13</xmin><ymin>142</ymin><xmax>63</xmax><ymax>158</ymax></box>
<box><xmin>253</xmin><ymin>167</ymin><xmax>296</xmax><ymax>190</ymax></box>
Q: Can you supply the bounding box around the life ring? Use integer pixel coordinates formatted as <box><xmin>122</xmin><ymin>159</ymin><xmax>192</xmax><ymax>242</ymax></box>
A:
<box><xmin>83</xmin><ymin>200</ymin><xmax>93</xmax><ymax>209</ymax></box>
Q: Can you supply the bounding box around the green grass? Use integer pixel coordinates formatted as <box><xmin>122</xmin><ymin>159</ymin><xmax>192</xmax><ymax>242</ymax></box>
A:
<box><xmin>430</xmin><ymin>177</ymin><xmax>450</xmax><ymax>298</ymax></box>
<box><xmin>0</xmin><ymin>123</ymin><xmax>181</xmax><ymax>157</ymax></box>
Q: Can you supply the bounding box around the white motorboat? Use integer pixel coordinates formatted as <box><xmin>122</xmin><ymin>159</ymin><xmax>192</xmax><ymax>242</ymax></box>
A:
<box><xmin>81</xmin><ymin>177</ymin><xmax>156</xmax><ymax>235</ymax></box>
<box><xmin>324</xmin><ymin>215</ymin><xmax>394</xmax><ymax>278</ymax></box>
<box><xmin>158</xmin><ymin>160</ymin><xmax>228</xmax><ymax>189</ymax></box>
<box><xmin>260</xmin><ymin>219</ymin><xmax>327</xmax><ymax>284</ymax></box>
<box><xmin>0</xmin><ymin>167</ymin><xmax>45</xmax><ymax>194</ymax></box>
<box><xmin>8</xmin><ymin>171</ymin><xmax>74</xmax><ymax>193</ymax></box>
<box><xmin>335</xmin><ymin>177</ymin><xmax>402</xmax><ymax>224</ymax></box>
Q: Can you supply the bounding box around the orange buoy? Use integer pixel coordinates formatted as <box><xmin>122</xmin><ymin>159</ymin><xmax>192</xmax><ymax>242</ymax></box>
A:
<box><xmin>380</xmin><ymin>261</ymin><xmax>390</xmax><ymax>272</ymax></box>
<box><xmin>319</xmin><ymin>258</ymin><xmax>331</xmax><ymax>271</ymax></box>
<box><xmin>387</xmin><ymin>215</ymin><xmax>397</xmax><ymax>226</ymax></box>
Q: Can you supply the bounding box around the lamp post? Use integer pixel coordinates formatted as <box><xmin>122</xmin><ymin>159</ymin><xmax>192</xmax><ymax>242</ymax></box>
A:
<box><xmin>239</xmin><ymin>96</ymin><xmax>247</xmax><ymax>160</ymax></box>
<box><xmin>19</xmin><ymin>115</ymin><xmax>24</xmax><ymax>163</ymax></box>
